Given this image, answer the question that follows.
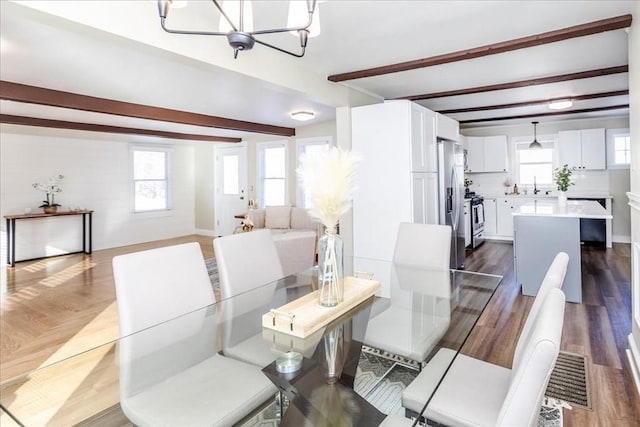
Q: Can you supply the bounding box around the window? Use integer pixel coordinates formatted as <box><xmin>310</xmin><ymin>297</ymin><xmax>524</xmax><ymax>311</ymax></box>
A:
<box><xmin>132</xmin><ymin>147</ymin><xmax>170</xmax><ymax>212</ymax></box>
<box><xmin>296</xmin><ymin>137</ymin><xmax>332</xmax><ymax>208</ymax></box>
<box><xmin>258</xmin><ymin>141</ymin><xmax>288</xmax><ymax>206</ymax></box>
<box><xmin>613</xmin><ymin>134</ymin><xmax>630</xmax><ymax>165</ymax></box>
<box><xmin>513</xmin><ymin>136</ymin><xmax>555</xmax><ymax>186</ymax></box>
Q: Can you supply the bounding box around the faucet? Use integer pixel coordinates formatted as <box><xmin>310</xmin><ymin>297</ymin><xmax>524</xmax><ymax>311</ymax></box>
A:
<box><xmin>533</xmin><ymin>176</ymin><xmax>540</xmax><ymax>195</ymax></box>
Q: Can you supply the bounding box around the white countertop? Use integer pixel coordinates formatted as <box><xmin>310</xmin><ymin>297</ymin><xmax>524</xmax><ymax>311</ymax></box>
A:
<box><xmin>481</xmin><ymin>192</ymin><xmax>612</xmax><ymax>199</ymax></box>
<box><xmin>512</xmin><ymin>200</ymin><xmax>612</xmax><ymax>219</ymax></box>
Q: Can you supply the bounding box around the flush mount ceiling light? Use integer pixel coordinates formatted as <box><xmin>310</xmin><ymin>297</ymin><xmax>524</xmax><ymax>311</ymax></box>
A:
<box><xmin>157</xmin><ymin>0</ymin><xmax>319</xmax><ymax>59</ymax></box>
<box><xmin>548</xmin><ymin>99</ymin><xmax>573</xmax><ymax>110</ymax></box>
<box><xmin>529</xmin><ymin>121</ymin><xmax>542</xmax><ymax>149</ymax></box>
<box><xmin>291</xmin><ymin>111</ymin><xmax>315</xmax><ymax>121</ymax></box>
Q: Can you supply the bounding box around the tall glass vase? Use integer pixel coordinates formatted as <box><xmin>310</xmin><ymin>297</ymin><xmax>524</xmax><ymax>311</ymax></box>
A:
<box><xmin>317</xmin><ymin>230</ymin><xmax>344</xmax><ymax>307</ymax></box>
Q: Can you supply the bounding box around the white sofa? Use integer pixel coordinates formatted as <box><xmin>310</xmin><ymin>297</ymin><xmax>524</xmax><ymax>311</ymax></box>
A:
<box><xmin>246</xmin><ymin>206</ymin><xmax>322</xmax><ymax>277</ymax></box>
<box><xmin>246</xmin><ymin>206</ymin><xmax>322</xmax><ymax>238</ymax></box>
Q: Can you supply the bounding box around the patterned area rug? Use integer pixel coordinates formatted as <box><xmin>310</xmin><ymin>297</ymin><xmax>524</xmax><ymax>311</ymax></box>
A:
<box><xmin>355</xmin><ymin>346</ymin><xmax>419</xmax><ymax>415</ymax></box>
<box><xmin>205</xmin><ymin>257</ymin><xmax>220</xmax><ymax>292</ymax></box>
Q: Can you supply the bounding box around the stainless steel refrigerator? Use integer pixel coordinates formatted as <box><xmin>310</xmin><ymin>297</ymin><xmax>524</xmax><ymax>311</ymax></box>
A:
<box><xmin>438</xmin><ymin>139</ymin><xmax>466</xmax><ymax>269</ymax></box>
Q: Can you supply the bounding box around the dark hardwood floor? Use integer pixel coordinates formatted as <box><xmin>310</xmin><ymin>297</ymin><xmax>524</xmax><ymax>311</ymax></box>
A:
<box><xmin>1</xmin><ymin>237</ymin><xmax>638</xmax><ymax>425</ymax></box>
<box><xmin>462</xmin><ymin>240</ymin><xmax>640</xmax><ymax>426</ymax></box>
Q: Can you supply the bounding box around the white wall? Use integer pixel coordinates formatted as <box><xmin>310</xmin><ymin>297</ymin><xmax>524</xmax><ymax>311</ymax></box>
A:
<box><xmin>627</xmin><ymin>0</ymin><xmax>640</xmax><ymax>397</ymax></box>
<box><xmin>0</xmin><ymin>125</ymin><xmax>196</xmax><ymax>259</ymax></box>
<box><xmin>194</xmin><ymin>143</ymin><xmax>215</xmax><ymax>233</ymax></box>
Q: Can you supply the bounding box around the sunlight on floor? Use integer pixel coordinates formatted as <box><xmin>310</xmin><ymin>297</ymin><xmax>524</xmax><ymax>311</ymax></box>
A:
<box><xmin>39</xmin><ymin>258</ymin><xmax>96</xmax><ymax>288</ymax></box>
<box><xmin>39</xmin><ymin>301</ymin><xmax>119</xmax><ymax>368</ymax></box>
<box><xmin>2</xmin><ymin>302</ymin><xmax>120</xmax><ymax>426</ymax></box>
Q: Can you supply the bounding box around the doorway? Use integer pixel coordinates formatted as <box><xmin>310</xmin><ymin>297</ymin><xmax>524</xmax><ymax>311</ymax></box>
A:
<box><xmin>215</xmin><ymin>144</ymin><xmax>248</xmax><ymax>236</ymax></box>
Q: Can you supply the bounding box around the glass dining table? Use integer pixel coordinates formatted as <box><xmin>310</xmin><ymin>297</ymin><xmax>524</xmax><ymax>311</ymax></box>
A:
<box><xmin>0</xmin><ymin>257</ymin><xmax>502</xmax><ymax>427</ymax></box>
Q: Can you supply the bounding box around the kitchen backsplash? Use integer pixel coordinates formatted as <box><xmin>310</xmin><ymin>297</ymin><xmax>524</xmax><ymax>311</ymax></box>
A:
<box><xmin>465</xmin><ymin>169</ymin><xmax>610</xmax><ymax>196</ymax></box>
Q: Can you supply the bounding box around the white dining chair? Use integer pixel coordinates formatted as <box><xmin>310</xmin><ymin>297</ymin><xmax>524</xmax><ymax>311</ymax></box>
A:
<box><xmin>403</xmin><ymin>288</ymin><xmax>566</xmax><ymax>427</ymax></box>
<box><xmin>392</xmin><ymin>222</ymin><xmax>452</xmax><ymax>269</ymax></box>
<box><xmin>214</xmin><ymin>229</ymin><xmax>284</xmax><ymax>299</ymax></box>
<box><xmin>214</xmin><ymin>230</ymin><xmax>288</xmax><ymax>366</ymax></box>
<box><xmin>363</xmin><ymin>222</ymin><xmax>453</xmax><ymax>365</ymax></box>
<box><xmin>513</xmin><ymin>251</ymin><xmax>568</xmax><ymax>369</ymax></box>
<box><xmin>113</xmin><ymin>242</ymin><xmax>276</xmax><ymax>427</ymax></box>
<box><xmin>402</xmin><ymin>251</ymin><xmax>569</xmax><ymax>419</ymax></box>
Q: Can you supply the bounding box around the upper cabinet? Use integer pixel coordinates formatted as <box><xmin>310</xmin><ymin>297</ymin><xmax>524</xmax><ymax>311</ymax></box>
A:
<box><xmin>436</xmin><ymin>113</ymin><xmax>460</xmax><ymax>142</ymax></box>
<box><xmin>410</xmin><ymin>103</ymin><xmax>438</xmax><ymax>173</ymax></box>
<box><xmin>464</xmin><ymin>135</ymin><xmax>508</xmax><ymax>173</ymax></box>
<box><xmin>558</xmin><ymin>129</ymin><xmax>606</xmax><ymax>170</ymax></box>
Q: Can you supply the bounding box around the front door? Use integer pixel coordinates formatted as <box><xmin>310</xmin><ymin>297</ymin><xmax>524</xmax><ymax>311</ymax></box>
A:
<box><xmin>215</xmin><ymin>144</ymin><xmax>248</xmax><ymax>236</ymax></box>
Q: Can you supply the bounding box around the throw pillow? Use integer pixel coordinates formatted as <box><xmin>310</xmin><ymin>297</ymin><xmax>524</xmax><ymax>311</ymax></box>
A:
<box><xmin>290</xmin><ymin>207</ymin><xmax>317</xmax><ymax>230</ymax></box>
<box><xmin>265</xmin><ymin>206</ymin><xmax>291</xmax><ymax>229</ymax></box>
<box><xmin>247</xmin><ymin>209</ymin><xmax>265</xmax><ymax>228</ymax></box>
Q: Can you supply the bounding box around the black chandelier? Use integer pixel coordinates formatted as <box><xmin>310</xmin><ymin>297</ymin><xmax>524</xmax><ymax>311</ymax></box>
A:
<box><xmin>157</xmin><ymin>0</ymin><xmax>319</xmax><ymax>59</ymax></box>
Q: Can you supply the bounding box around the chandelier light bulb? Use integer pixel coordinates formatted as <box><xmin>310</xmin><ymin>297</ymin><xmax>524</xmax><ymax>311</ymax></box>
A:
<box><xmin>218</xmin><ymin>0</ymin><xmax>254</xmax><ymax>33</ymax></box>
<box><xmin>288</xmin><ymin>0</ymin><xmax>321</xmax><ymax>37</ymax></box>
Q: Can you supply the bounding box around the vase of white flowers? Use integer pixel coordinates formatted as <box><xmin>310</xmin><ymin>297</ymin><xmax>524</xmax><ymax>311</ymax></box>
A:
<box><xmin>297</xmin><ymin>147</ymin><xmax>359</xmax><ymax>307</ymax></box>
<box><xmin>33</xmin><ymin>173</ymin><xmax>64</xmax><ymax>214</ymax></box>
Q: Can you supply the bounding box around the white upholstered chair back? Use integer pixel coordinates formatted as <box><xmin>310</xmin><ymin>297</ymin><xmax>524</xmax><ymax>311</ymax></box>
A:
<box><xmin>112</xmin><ymin>242</ymin><xmax>214</xmax><ymax>336</ymax></box>
<box><xmin>513</xmin><ymin>252</ymin><xmax>569</xmax><ymax>369</ymax></box>
<box><xmin>214</xmin><ymin>229</ymin><xmax>284</xmax><ymax>300</ymax></box>
<box><xmin>497</xmin><ymin>288</ymin><xmax>566</xmax><ymax>427</ymax></box>
<box><xmin>393</xmin><ymin>222</ymin><xmax>452</xmax><ymax>270</ymax></box>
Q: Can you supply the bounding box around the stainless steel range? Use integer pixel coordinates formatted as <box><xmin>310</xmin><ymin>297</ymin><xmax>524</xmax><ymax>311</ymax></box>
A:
<box><xmin>471</xmin><ymin>196</ymin><xmax>485</xmax><ymax>248</ymax></box>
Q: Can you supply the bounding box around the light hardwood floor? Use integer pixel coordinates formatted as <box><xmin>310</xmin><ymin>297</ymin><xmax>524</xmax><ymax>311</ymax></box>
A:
<box><xmin>1</xmin><ymin>236</ymin><xmax>638</xmax><ymax>426</ymax></box>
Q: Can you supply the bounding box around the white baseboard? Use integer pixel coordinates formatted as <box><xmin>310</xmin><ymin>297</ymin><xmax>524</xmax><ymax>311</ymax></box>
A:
<box><xmin>195</xmin><ymin>228</ymin><xmax>216</xmax><ymax>237</ymax></box>
<box><xmin>483</xmin><ymin>235</ymin><xmax>513</xmax><ymax>242</ymax></box>
<box><xmin>613</xmin><ymin>234</ymin><xmax>632</xmax><ymax>244</ymax></box>
<box><xmin>628</xmin><ymin>334</ymin><xmax>640</xmax><ymax>397</ymax></box>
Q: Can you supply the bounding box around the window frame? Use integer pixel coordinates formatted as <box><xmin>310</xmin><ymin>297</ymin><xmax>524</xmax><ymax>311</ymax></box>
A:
<box><xmin>606</xmin><ymin>128</ymin><xmax>631</xmax><ymax>169</ymax></box>
<box><xmin>257</xmin><ymin>140</ymin><xmax>289</xmax><ymax>207</ymax></box>
<box><xmin>296</xmin><ymin>136</ymin><xmax>333</xmax><ymax>208</ymax></box>
<box><xmin>130</xmin><ymin>145</ymin><xmax>172</xmax><ymax>215</ymax></box>
<box><xmin>511</xmin><ymin>135</ymin><xmax>557</xmax><ymax>190</ymax></box>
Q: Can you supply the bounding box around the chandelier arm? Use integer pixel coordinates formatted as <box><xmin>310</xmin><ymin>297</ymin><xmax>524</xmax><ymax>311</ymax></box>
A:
<box><xmin>254</xmin><ymin>38</ymin><xmax>306</xmax><ymax>58</ymax></box>
<box><xmin>212</xmin><ymin>0</ymin><xmax>238</xmax><ymax>33</ymax></box>
<box><xmin>160</xmin><ymin>18</ymin><xmax>227</xmax><ymax>36</ymax></box>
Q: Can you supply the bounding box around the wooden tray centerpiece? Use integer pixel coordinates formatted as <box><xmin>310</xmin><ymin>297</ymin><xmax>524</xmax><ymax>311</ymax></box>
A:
<box><xmin>262</xmin><ymin>276</ymin><xmax>381</xmax><ymax>338</ymax></box>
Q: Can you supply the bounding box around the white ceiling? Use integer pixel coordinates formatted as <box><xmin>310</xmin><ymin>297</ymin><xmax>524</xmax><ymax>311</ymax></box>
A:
<box><xmin>0</xmin><ymin>0</ymin><xmax>635</xmax><ymax>140</ymax></box>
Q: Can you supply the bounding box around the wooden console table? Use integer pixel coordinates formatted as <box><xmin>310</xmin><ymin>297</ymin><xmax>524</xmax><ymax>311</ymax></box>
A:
<box><xmin>4</xmin><ymin>210</ymin><xmax>94</xmax><ymax>267</ymax></box>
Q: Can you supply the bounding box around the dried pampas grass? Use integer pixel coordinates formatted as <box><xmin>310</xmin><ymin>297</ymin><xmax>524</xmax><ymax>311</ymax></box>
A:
<box><xmin>296</xmin><ymin>147</ymin><xmax>359</xmax><ymax>231</ymax></box>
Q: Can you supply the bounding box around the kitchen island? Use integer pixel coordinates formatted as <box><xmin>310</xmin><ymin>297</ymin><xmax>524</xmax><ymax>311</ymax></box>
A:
<box><xmin>513</xmin><ymin>200</ymin><xmax>612</xmax><ymax>303</ymax></box>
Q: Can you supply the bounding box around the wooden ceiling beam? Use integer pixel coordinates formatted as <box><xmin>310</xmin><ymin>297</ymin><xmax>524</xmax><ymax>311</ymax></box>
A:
<box><xmin>0</xmin><ymin>114</ymin><xmax>242</xmax><ymax>143</ymax></box>
<box><xmin>0</xmin><ymin>81</ymin><xmax>295</xmax><ymax>137</ymax></box>
<box><xmin>458</xmin><ymin>104</ymin><xmax>629</xmax><ymax>124</ymax></box>
<box><xmin>397</xmin><ymin>65</ymin><xmax>628</xmax><ymax>101</ymax></box>
<box><xmin>327</xmin><ymin>14</ymin><xmax>632</xmax><ymax>82</ymax></box>
<box><xmin>438</xmin><ymin>90</ymin><xmax>629</xmax><ymax>114</ymax></box>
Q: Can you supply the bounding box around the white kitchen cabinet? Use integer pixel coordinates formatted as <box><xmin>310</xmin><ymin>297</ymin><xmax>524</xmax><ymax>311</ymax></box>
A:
<box><xmin>412</xmin><ymin>172</ymin><xmax>439</xmax><ymax>225</ymax></box>
<box><xmin>558</xmin><ymin>128</ymin><xmax>606</xmax><ymax>170</ymax></box>
<box><xmin>464</xmin><ymin>135</ymin><xmax>508</xmax><ymax>173</ymax></box>
<box><xmin>464</xmin><ymin>200</ymin><xmax>471</xmax><ymax>247</ymax></box>
<box><xmin>483</xmin><ymin>136</ymin><xmax>509</xmax><ymax>172</ymax></box>
<box><xmin>580</xmin><ymin>129</ymin><xmax>606</xmax><ymax>170</ymax></box>
<box><xmin>483</xmin><ymin>198</ymin><xmax>497</xmax><ymax>236</ymax></box>
<box><xmin>352</xmin><ymin>100</ymin><xmax>445</xmax><ymax>261</ymax></box>
<box><xmin>411</xmin><ymin>104</ymin><xmax>437</xmax><ymax>173</ymax></box>
<box><xmin>436</xmin><ymin>112</ymin><xmax>460</xmax><ymax>142</ymax></box>
<box><xmin>496</xmin><ymin>197</ymin><xmax>527</xmax><ymax>238</ymax></box>
<box><xmin>465</xmin><ymin>137</ymin><xmax>483</xmax><ymax>172</ymax></box>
